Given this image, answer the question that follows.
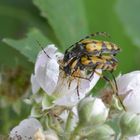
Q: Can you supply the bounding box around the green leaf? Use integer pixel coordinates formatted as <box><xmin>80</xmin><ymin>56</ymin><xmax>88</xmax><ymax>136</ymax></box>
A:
<box><xmin>12</xmin><ymin>100</ymin><xmax>21</xmax><ymax>115</ymax></box>
<box><xmin>0</xmin><ymin>1</ymin><xmax>54</xmax><ymax>36</ymax></box>
<box><xmin>33</xmin><ymin>0</ymin><xmax>89</xmax><ymax>50</ymax></box>
<box><xmin>3</xmin><ymin>28</ymin><xmax>52</xmax><ymax>63</ymax></box>
<box><xmin>116</xmin><ymin>0</ymin><xmax>140</xmax><ymax>47</ymax></box>
<box><xmin>0</xmin><ymin>43</ymin><xmax>33</xmax><ymax>69</ymax></box>
<box><xmin>31</xmin><ymin>104</ymin><xmax>42</xmax><ymax>118</ymax></box>
<box><xmin>0</xmin><ymin>1</ymin><xmax>56</xmax><ymax>68</ymax></box>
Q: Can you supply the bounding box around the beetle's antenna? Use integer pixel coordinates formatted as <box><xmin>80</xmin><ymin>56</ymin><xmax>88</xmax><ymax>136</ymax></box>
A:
<box><xmin>36</xmin><ymin>40</ymin><xmax>51</xmax><ymax>59</ymax></box>
<box><xmin>66</xmin><ymin>32</ymin><xmax>111</xmax><ymax>52</ymax></box>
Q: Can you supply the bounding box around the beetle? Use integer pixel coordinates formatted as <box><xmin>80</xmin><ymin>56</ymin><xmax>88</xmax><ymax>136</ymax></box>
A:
<box><xmin>63</xmin><ymin>32</ymin><xmax>121</xmax><ymax>64</ymax></box>
<box><xmin>63</xmin><ymin>55</ymin><xmax>118</xmax><ymax>78</ymax></box>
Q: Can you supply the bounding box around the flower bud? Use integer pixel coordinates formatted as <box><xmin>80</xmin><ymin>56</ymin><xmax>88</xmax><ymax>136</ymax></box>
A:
<box><xmin>87</xmin><ymin>124</ymin><xmax>115</xmax><ymax>140</ymax></box>
<box><xmin>120</xmin><ymin>112</ymin><xmax>140</xmax><ymax>137</ymax></box>
<box><xmin>78</xmin><ymin>97</ymin><xmax>109</xmax><ymax>126</ymax></box>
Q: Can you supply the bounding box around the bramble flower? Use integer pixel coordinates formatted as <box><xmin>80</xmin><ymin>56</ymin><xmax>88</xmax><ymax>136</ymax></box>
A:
<box><xmin>9</xmin><ymin>118</ymin><xmax>42</xmax><ymax>140</ymax></box>
<box><xmin>9</xmin><ymin>117</ymin><xmax>59</xmax><ymax>140</ymax></box>
<box><xmin>117</xmin><ymin>71</ymin><xmax>140</xmax><ymax>113</ymax></box>
<box><xmin>31</xmin><ymin>44</ymin><xmax>101</xmax><ymax>107</ymax></box>
<box><xmin>128</xmin><ymin>135</ymin><xmax>140</xmax><ymax>140</ymax></box>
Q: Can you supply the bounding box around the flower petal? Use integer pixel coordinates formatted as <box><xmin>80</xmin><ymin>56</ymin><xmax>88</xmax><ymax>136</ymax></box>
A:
<box><xmin>117</xmin><ymin>71</ymin><xmax>140</xmax><ymax>113</ymax></box>
<box><xmin>117</xmin><ymin>71</ymin><xmax>140</xmax><ymax>95</ymax></box>
<box><xmin>128</xmin><ymin>135</ymin><xmax>140</xmax><ymax>140</ymax></box>
<box><xmin>9</xmin><ymin>118</ymin><xmax>42</xmax><ymax>140</ymax></box>
<box><xmin>79</xmin><ymin>69</ymin><xmax>102</xmax><ymax>94</ymax></box>
<box><xmin>123</xmin><ymin>90</ymin><xmax>140</xmax><ymax>113</ymax></box>
<box><xmin>34</xmin><ymin>45</ymin><xmax>60</xmax><ymax>94</ymax></box>
<box><xmin>31</xmin><ymin>74</ymin><xmax>40</xmax><ymax>94</ymax></box>
<box><xmin>53</xmin><ymin>71</ymin><xmax>101</xmax><ymax>107</ymax></box>
<box><xmin>35</xmin><ymin>44</ymin><xmax>57</xmax><ymax>74</ymax></box>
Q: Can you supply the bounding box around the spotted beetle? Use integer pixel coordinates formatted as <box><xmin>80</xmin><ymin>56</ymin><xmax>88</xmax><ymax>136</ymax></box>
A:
<box><xmin>63</xmin><ymin>32</ymin><xmax>120</xmax><ymax>63</ymax></box>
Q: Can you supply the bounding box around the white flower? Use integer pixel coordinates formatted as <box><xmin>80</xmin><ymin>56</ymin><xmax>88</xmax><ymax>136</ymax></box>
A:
<box><xmin>128</xmin><ymin>135</ymin><xmax>140</xmax><ymax>140</ymax></box>
<box><xmin>9</xmin><ymin>118</ymin><xmax>42</xmax><ymax>140</ymax></box>
<box><xmin>31</xmin><ymin>44</ymin><xmax>101</xmax><ymax>107</ymax></box>
<box><xmin>117</xmin><ymin>71</ymin><xmax>140</xmax><ymax>113</ymax></box>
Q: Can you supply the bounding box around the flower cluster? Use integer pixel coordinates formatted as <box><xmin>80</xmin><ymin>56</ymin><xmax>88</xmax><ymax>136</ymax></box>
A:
<box><xmin>10</xmin><ymin>45</ymin><xmax>140</xmax><ymax>140</ymax></box>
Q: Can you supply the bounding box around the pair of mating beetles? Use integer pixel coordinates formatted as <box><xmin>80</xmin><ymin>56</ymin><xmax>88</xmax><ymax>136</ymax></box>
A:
<box><xmin>40</xmin><ymin>32</ymin><xmax>124</xmax><ymax>109</ymax></box>
<box><xmin>62</xmin><ymin>32</ymin><xmax>124</xmax><ymax>109</ymax></box>
<box><xmin>63</xmin><ymin>32</ymin><xmax>120</xmax><ymax>85</ymax></box>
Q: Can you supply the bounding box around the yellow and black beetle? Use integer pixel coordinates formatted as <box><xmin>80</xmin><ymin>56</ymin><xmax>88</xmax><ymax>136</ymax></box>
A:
<box><xmin>63</xmin><ymin>32</ymin><xmax>121</xmax><ymax>63</ymax></box>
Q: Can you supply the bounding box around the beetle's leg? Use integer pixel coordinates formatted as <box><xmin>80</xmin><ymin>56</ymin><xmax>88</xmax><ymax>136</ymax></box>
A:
<box><xmin>110</xmin><ymin>72</ymin><xmax>126</xmax><ymax>110</ymax></box>
<box><xmin>76</xmin><ymin>78</ymin><xmax>80</xmax><ymax>99</ymax></box>
<box><xmin>89</xmin><ymin>71</ymin><xmax>94</xmax><ymax>80</ymax></box>
<box><xmin>94</xmin><ymin>70</ymin><xmax>126</xmax><ymax>111</ymax></box>
<box><xmin>88</xmin><ymin>64</ymin><xmax>98</xmax><ymax>80</ymax></box>
<box><xmin>68</xmin><ymin>78</ymin><xmax>72</xmax><ymax>89</ymax></box>
<box><xmin>72</xmin><ymin>75</ymin><xmax>91</xmax><ymax>81</ymax></box>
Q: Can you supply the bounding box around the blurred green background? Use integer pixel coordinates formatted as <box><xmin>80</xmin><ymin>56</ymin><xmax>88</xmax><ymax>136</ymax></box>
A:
<box><xmin>0</xmin><ymin>0</ymin><xmax>140</xmax><ymax>136</ymax></box>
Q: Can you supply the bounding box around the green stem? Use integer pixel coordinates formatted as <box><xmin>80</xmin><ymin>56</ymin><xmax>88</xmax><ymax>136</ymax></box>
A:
<box><xmin>65</xmin><ymin>110</ymin><xmax>74</xmax><ymax>132</ymax></box>
<box><xmin>69</xmin><ymin>123</ymin><xmax>82</xmax><ymax>140</ymax></box>
<box><xmin>62</xmin><ymin>110</ymin><xmax>74</xmax><ymax>140</ymax></box>
<box><xmin>119</xmin><ymin>134</ymin><xmax>126</xmax><ymax>140</ymax></box>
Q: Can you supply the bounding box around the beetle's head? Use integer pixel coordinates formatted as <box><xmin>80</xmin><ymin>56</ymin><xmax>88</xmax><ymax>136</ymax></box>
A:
<box><xmin>63</xmin><ymin>50</ymin><xmax>73</xmax><ymax>62</ymax></box>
